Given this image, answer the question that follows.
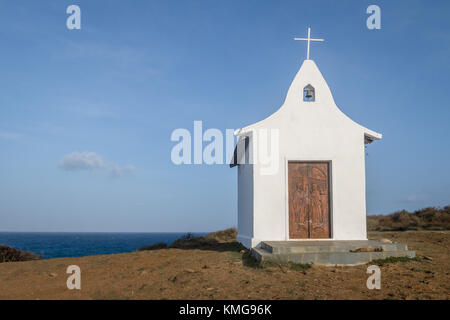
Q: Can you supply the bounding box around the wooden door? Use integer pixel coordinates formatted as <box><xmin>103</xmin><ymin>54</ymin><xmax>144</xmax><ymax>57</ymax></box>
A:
<box><xmin>288</xmin><ymin>162</ymin><xmax>330</xmax><ymax>239</ymax></box>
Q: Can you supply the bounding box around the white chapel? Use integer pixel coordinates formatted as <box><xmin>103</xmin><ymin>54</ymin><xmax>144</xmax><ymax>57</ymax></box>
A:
<box><xmin>230</xmin><ymin>28</ymin><xmax>382</xmax><ymax>249</ymax></box>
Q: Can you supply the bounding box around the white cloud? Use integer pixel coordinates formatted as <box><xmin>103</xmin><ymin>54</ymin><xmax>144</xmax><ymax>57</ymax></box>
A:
<box><xmin>59</xmin><ymin>151</ymin><xmax>136</xmax><ymax>178</ymax></box>
<box><xmin>59</xmin><ymin>152</ymin><xmax>105</xmax><ymax>171</ymax></box>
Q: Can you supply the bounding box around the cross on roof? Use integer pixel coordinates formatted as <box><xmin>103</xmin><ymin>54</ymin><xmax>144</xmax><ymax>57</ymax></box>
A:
<box><xmin>294</xmin><ymin>27</ymin><xmax>324</xmax><ymax>60</ymax></box>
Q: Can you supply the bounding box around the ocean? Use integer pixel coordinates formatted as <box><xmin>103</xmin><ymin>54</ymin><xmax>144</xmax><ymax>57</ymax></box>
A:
<box><xmin>0</xmin><ymin>232</ymin><xmax>207</xmax><ymax>259</ymax></box>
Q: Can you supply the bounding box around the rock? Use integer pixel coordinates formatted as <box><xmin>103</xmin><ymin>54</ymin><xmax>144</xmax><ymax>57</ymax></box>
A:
<box><xmin>206</xmin><ymin>287</ymin><xmax>215</xmax><ymax>291</ymax></box>
<box><xmin>48</xmin><ymin>273</ymin><xmax>58</xmax><ymax>278</ymax></box>
<box><xmin>380</xmin><ymin>239</ymin><xmax>392</xmax><ymax>243</ymax></box>
<box><xmin>184</xmin><ymin>268</ymin><xmax>195</xmax><ymax>273</ymax></box>
<box><xmin>423</xmin><ymin>256</ymin><xmax>433</xmax><ymax>261</ymax></box>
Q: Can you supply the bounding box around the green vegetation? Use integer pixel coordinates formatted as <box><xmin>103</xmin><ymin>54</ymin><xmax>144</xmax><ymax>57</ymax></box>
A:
<box><xmin>368</xmin><ymin>256</ymin><xmax>420</xmax><ymax>266</ymax></box>
<box><xmin>367</xmin><ymin>205</ymin><xmax>450</xmax><ymax>231</ymax></box>
<box><xmin>0</xmin><ymin>245</ymin><xmax>41</xmax><ymax>263</ymax></box>
<box><xmin>241</xmin><ymin>250</ymin><xmax>312</xmax><ymax>272</ymax></box>
<box><xmin>286</xmin><ymin>262</ymin><xmax>313</xmax><ymax>272</ymax></box>
<box><xmin>260</xmin><ymin>260</ymin><xmax>313</xmax><ymax>272</ymax></box>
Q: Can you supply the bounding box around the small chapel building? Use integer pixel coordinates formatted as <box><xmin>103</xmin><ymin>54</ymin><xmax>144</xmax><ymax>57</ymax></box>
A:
<box><xmin>230</xmin><ymin>29</ymin><xmax>382</xmax><ymax>249</ymax></box>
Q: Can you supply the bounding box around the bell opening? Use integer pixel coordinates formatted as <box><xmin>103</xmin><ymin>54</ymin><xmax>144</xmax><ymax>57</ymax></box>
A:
<box><xmin>303</xmin><ymin>84</ymin><xmax>315</xmax><ymax>102</ymax></box>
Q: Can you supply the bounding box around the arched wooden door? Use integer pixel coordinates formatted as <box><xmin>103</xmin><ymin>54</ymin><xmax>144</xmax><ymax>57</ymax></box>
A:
<box><xmin>288</xmin><ymin>162</ymin><xmax>331</xmax><ymax>239</ymax></box>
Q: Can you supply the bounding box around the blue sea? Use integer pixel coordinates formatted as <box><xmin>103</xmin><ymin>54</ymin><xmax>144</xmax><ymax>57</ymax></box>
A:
<box><xmin>0</xmin><ymin>232</ymin><xmax>207</xmax><ymax>259</ymax></box>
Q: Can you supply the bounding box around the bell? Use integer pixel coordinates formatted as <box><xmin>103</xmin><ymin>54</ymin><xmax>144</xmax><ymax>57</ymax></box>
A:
<box><xmin>305</xmin><ymin>90</ymin><xmax>313</xmax><ymax>99</ymax></box>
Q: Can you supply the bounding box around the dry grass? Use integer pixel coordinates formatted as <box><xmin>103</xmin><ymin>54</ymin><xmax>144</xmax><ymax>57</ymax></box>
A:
<box><xmin>204</xmin><ymin>228</ymin><xmax>238</xmax><ymax>242</ymax></box>
<box><xmin>368</xmin><ymin>206</ymin><xmax>450</xmax><ymax>231</ymax></box>
<box><xmin>0</xmin><ymin>230</ymin><xmax>448</xmax><ymax>300</ymax></box>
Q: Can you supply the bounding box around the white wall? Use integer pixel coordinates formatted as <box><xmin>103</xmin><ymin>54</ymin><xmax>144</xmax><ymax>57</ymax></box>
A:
<box><xmin>236</xmin><ymin>60</ymin><xmax>380</xmax><ymax>248</ymax></box>
<box><xmin>237</xmin><ymin>162</ymin><xmax>254</xmax><ymax>248</ymax></box>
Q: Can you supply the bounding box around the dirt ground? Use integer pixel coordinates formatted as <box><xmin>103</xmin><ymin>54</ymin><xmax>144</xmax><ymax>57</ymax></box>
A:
<box><xmin>0</xmin><ymin>231</ymin><xmax>448</xmax><ymax>300</ymax></box>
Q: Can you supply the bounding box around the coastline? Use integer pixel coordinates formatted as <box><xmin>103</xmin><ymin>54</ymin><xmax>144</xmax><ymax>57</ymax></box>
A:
<box><xmin>0</xmin><ymin>232</ymin><xmax>208</xmax><ymax>259</ymax></box>
<box><xmin>0</xmin><ymin>230</ymin><xmax>448</xmax><ymax>300</ymax></box>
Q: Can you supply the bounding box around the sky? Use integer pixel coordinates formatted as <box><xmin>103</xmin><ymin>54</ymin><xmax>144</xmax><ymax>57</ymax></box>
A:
<box><xmin>0</xmin><ymin>0</ymin><xmax>449</xmax><ymax>232</ymax></box>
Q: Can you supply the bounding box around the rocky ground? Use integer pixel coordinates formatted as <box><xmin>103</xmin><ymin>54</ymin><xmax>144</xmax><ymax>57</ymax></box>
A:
<box><xmin>0</xmin><ymin>231</ymin><xmax>448</xmax><ymax>300</ymax></box>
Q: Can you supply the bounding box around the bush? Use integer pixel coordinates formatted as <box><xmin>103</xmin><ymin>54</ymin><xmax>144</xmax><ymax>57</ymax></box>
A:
<box><xmin>179</xmin><ymin>232</ymin><xmax>195</xmax><ymax>241</ymax></box>
<box><xmin>367</xmin><ymin>205</ymin><xmax>450</xmax><ymax>231</ymax></box>
<box><xmin>136</xmin><ymin>228</ymin><xmax>241</xmax><ymax>253</ymax></box>
<box><xmin>170</xmin><ymin>229</ymin><xmax>244</xmax><ymax>252</ymax></box>
<box><xmin>0</xmin><ymin>245</ymin><xmax>41</xmax><ymax>263</ymax></box>
<box><xmin>137</xmin><ymin>242</ymin><xmax>168</xmax><ymax>251</ymax></box>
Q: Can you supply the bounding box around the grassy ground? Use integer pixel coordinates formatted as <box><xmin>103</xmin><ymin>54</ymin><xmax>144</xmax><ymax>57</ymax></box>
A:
<box><xmin>0</xmin><ymin>230</ymin><xmax>448</xmax><ymax>300</ymax></box>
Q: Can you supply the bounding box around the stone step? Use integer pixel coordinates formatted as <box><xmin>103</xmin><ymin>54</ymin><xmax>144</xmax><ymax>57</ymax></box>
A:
<box><xmin>252</xmin><ymin>247</ymin><xmax>416</xmax><ymax>266</ymax></box>
<box><xmin>261</xmin><ymin>240</ymin><xmax>408</xmax><ymax>254</ymax></box>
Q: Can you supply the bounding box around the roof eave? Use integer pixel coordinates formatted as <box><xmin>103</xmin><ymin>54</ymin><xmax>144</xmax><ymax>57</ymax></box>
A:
<box><xmin>364</xmin><ymin>129</ymin><xmax>382</xmax><ymax>144</ymax></box>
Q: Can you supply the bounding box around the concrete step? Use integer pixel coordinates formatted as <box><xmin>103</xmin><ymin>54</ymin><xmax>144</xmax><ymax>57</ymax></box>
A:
<box><xmin>253</xmin><ymin>241</ymin><xmax>415</xmax><ymax>266</ymax></box>
<box><xmin>261</xmin><ymin>240</ymin><xmax>408</xmax><ymax>254</ymax></box>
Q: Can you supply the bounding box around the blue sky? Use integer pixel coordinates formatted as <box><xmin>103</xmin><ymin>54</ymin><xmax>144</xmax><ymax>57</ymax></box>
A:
<box><xmin>0</xmin><ymin>0</ymin><xmax>449</xmax><ymax>232</ymax></box>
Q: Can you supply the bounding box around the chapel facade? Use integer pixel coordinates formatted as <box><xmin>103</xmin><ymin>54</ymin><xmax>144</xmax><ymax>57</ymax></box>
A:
<box><xmin>231</xmin><ymin>58</ymin><xmax>382</xmax><ymax>249</ymax></box>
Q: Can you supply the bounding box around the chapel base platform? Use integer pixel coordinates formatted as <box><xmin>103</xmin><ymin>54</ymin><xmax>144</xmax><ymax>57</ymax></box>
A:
<box><xmin>251</xmin><ymin>240</ymin><xmax>415</xmax><ymax>266</ymax></box>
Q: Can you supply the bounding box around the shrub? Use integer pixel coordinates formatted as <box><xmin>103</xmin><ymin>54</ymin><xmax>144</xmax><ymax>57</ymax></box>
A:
<box><xmin>170</xmin><ymin>229</ymin><xmax>244</xmax><ymax>252</ymax></box>
<box><xmin>137</xmin><ymin>229</ymin><xmax>241</xmax><ymax>252</ymax></box>
<box><xmin>367</xmin><ymin>205</ymin><xmax>450</xmax><ymax>231</ymax></box>
<box><xmin>0</xmin><ymin>245</ymin><xmax>41</xmax><ymax>263</ymax></box>
<box><xmin>137</xmin><ymin>242</ymin><xmax>168</xmax><ymax>251</ymax></box>
<box><xmin>179</xmin><ymin>232</ymin><xmax>195</xmax><ymax>241</ymax></box>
